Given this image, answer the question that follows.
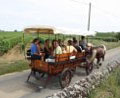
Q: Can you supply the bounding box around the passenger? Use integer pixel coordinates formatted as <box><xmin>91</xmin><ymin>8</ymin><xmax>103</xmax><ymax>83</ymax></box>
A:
<box><xmin>53</xmin><ymin>41</ymin><xmax>62</xmax><ymax>56</ymax></box>
<box><xmin>66</xmin><ymin>40</ymin><xmax>77</xmax><ymax>53</ymax></box>
<box><xmin>37</xmin><ymin>40</ymin><xmax>43</xmax><ymax>54</ymax></box>
<box><xmin>30</xmin><ymin>38</ymin><xmax>42</xmax><ymax>60</ymax></box>
<box><xmin>45</xmin><ymin>41</ymin><xmax>62</xmax><ymax>62</ymax></box>
<box><xmin>61</xmin><ymin>45</ymin><xmax>67</xmax><ymax>53</ymax></box>
<box><xmin>44</xmin><ymin>39</ymin><xmax>51</xmax><ymax>59</ymax></box>
<box><xmin>73</xmin><ymin>37</ymin><xmax>77</xmax><ymax>44</ymax></box>
<box><xmin>73</xmin><ymin>40</ymin><xmax>82</xmax><ymax>52</ymax></box>
<box><xmin>51</xmin><ymin>39</ymin><xmax>56</xmax><ymax>52</ymax></box>
<box><xmin>58</xmin><ymin>39</ymin><xmax>63</xmax><ymax>46</ymax></box>
<box><xmin>79</xmin><ymin>36</ymin><xmax>87</xmax><ymax>50</ymax></box>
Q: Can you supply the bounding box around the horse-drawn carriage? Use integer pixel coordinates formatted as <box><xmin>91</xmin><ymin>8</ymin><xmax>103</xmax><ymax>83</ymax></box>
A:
<box><xmin>24</xmin><ymin>26</ymin><xmax>96</xmax><ymax>88</ymax></box>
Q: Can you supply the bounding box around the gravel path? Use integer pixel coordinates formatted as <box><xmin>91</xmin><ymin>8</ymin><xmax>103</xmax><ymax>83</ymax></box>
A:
<box><xmin>0</xmin><ymin>47</ymin><xmax>120</xmax><ymax>98</ymax></box>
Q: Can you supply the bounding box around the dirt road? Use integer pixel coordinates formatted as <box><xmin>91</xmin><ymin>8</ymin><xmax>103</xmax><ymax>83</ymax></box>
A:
<box><xmin>0</xmin><ymin>47</ymin><xmax>120</xmax><ymax>98</ymax></box>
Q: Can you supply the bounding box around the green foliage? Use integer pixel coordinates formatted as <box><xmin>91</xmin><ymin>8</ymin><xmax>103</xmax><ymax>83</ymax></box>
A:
<box><xmin>0</xmin><ymin>32</ymin><xmax>23</xmax><ymax>55</ymax></box>
<box><xmin>0</xmin><ymin>60</ymin><xmax>29</xmax><ymax>75</ymax></box>
<box><xmin>88</xmin><ymin>67</ymin><xmax>120</xmax><ymax>98</ymax></box>
<box><xmin>116</xmin><ymin>70</ymin><xmax>120</xmax><ymax>86</ymax></box>
<box><xmin>115</xmin><ymin>32</ymin><xmax>120</xmax><ymax>40</ymax></box>
<box><xmin>89</xmin><ymin>39</ymin><xmax>120</xmax><ymax>50</ymax></box>
<box><xmin>96</xmin><ymin>32</ymin><xmax>116</xmax><ymax>37</ymax></box>
<box><xmin>89</xmin><ymin>37</ymin><xmax>118</xmax><ymax>42</ymax></box>
<box><xmin>0</xmin><ymin>32</ymin><xmax>120</xmax><ymax>55</ymax></box>
<box><xmin>94</xmin><ymin>32</ymin><xmax>118</xmax><ymax>42</ymax></box>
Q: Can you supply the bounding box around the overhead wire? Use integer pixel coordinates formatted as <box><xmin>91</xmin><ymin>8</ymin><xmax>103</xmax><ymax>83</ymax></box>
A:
<box><xmin>68</xmin><ymin>0</ymin><xmax>120</xmax><ymax>28</ymax></box>
<box><xmin>69</xmin><ymin>0</ymin><xmax>89</xmax><ymax>5</ymax></box>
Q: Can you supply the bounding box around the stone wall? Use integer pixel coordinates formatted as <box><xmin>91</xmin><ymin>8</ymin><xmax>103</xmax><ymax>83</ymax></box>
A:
<box><xmin>47</xmin><ymin>60</ymin><xmax>120</xmax><ymax>98</ymax></box>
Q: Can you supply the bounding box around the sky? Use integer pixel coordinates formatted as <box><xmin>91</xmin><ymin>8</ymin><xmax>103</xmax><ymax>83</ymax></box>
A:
<box><xmin>0</xmin><ymin>0</ymin><xmax>120</xmax><ymax>32</ymax></box>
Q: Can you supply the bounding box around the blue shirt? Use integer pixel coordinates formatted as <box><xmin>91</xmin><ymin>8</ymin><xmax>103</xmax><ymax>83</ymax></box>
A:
<box><xmin>31</xmin><ymin>43</ymin><xmax>38</xmax><ymax>55</ymax></box>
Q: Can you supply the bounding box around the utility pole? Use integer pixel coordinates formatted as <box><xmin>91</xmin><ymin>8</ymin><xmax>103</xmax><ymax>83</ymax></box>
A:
<box><xmin>87</xmin><ymin>2</ymin><xmax>91</xmax><ymax>31</ymax></box>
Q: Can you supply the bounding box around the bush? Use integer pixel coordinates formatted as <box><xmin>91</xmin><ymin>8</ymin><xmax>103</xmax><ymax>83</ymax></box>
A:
<box><xmin>115</xmin><ymin>33</ymin><xmax>120</xmax><ymax>40</ymax></box>
<box><xmin>88</xmin><ymin>37</ymin><xmax>118</xmax><ymax>42</ymax></box>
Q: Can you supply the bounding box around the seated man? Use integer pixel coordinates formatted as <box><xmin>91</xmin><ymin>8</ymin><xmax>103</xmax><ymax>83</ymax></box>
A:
<box><xmin>45</xmin><ymin>40</ymin><xmax>62</xmax><ymax>62</ymax></box>
<box><xmin>73</xmin><ymin>40</ymin><xmax>82</xmax><ymax>52</ymax></box>
<box><xmin>79</xmin><ymin>36</ymin><xmax>87</xmax><ymax>50</ymax></box>
<box><xmin>53</xmin><ymin>40</ymin><xmax>62</xmax><ymax>56</ymax></box>
<box><xmin>66</xmin><ymin>40</ymin><xmax>77</xmax><ymax>60</ymax></box>
<box><xmin>30</xmin><ymin>38</ymin><xmax>42</xmax><ymax>60</ymax></box>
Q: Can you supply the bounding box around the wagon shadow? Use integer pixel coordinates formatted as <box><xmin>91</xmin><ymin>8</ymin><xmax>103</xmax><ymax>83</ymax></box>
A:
<box><xmin>26</xmin><ymin>69</ymin><xmax>89</xmax><ymax>92</ymax></box>
<box><xmin>75</xmin><ymin>68</ymin><xmax>87</xmax><ymax>76</ymax></box>
<box><xmin>26</xmin><ymin>75</ymin><xmax>61</xmax><ymax>91</ymax></box>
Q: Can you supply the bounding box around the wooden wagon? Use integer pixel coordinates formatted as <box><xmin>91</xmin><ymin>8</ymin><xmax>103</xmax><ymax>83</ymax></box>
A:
<box><xmin>24</xmin><ymin>26</ymin><xmax>95</xmax><ymax>88</ymax></box>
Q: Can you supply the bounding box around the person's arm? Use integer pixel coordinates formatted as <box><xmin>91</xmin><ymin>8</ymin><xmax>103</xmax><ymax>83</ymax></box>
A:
<box><xmin>37</xmin><ymin>45</ymin><xmax>41</xmax><ymax>54</ymax></box>
<box><xmin>73</xmin><ymin>46</ymin><xmax>77</xmax><ymax>52</ymax></box>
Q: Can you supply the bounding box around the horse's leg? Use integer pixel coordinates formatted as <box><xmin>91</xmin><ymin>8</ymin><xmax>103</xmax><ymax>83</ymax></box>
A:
<box><xmin>99</xmin><ymin>58</ymin><xmax>102</xmax><ymax>66</ymax></box>
<box><xmin>96</xmin><ymin>58</ymin><xmax>100</xmax><ymax>68</ymax></box>
<box><xmin>97</xmin><ymin>57</ymin><xmax>100</xmax><ymax>64</ymax></box>
<box><xmin>102</xmin><ymin>51</ymin><xmax>106</xmax><ymax>61</ymax></box>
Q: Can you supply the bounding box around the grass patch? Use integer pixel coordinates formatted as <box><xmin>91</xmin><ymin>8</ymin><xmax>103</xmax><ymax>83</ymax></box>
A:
<box><xmin>0</xmin><ymin>60</ymin><xmax>29</xmax><ymax>75</ymax></box>
<box><xmin>88</xmin><ymin>67</ymin><xmax>120</xmax><ymax>98</ymax></box>
<box><xmin>89</xmin><ymin>40</ymin><xmax>120</xmax><ymax>50</ymax></box>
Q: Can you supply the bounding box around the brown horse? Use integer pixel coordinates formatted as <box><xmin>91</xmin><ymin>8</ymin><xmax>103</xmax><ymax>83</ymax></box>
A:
<box><xmin>93</xmin><ymin>44</ymin><xmax>106</xmax><ymax>66</ymax></box>
<box><xmin>86</xmin><ymin>43</ymin><xmax>106</xmax><ymax>68</ymax></box>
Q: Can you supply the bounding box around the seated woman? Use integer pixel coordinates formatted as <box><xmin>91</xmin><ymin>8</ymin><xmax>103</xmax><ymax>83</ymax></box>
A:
<box><xmin>37</xmin><ymin>40</ymin><xmax>45</xmax><ymax>60</ymax></box>
<box><xmin>44</xmin><ymin>39</ymin><xmax>51</xmax><ymax>60</ymax></box>
<box><xmin>66</xmin><ymin>40</ymin><xmax>77</xmax><ymax>53</ymax></box>
<box><xmin>53</xmin><ymin>40</ymin><xmax>62</xmax><ymax>56</ymax></box>
<box><xmin>37</xmin><ymin>40</ymin><xmax>43</xmax><ymax>53</ymax></box>
<box><xmin>30</xmin><ymin>38</ymin><xmax>42</xmax><ymax>60</ymax></box>
<box><xmin>66</xmin><ymin>40</ymin><xmax>77</xmax><ymax>60</ymax></box>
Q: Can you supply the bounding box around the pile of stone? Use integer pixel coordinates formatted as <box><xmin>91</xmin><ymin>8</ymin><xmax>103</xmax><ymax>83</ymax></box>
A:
<box><xmin>48</xmin><ymin>60</ymin><xmax>120</xmax><ymax>98</ymax></box>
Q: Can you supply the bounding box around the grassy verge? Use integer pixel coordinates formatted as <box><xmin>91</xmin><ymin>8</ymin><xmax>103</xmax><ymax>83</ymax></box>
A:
<box><xmin>0</xmin><ymin>60</ymin><xmax>29</xmax><ymax>75</ymax></box>
<box><xmin>88</xmin><ymin>67</ymin><xmax>120</xmax><ymax>98</ymax></box>
<box><xmin>89</xmin><ymin>40</ymin><xmax>120</xmax><ymax>50</ymax></box>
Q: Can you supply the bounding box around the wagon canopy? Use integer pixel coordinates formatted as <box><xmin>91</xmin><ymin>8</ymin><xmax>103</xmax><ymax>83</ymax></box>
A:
<box><xmin>24</xmin><ymin>26</ymin><xmax>62</xmax><ymax>34</ymax></box>
<box><xmin>63</xmin><ymin>30</ymin><xmax>96</xmax><ymax>36</ymax></box>
<box><xmin>24</xmin><ymin>25</ymin><xmax>96</xmax><ymax>36</ymax></box>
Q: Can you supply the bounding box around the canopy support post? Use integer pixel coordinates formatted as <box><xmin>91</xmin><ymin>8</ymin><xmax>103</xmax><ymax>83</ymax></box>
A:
<box><xmin>22</xmin><ymin>32</ymin><xmax>26</xmax><ymax>58</ymax></box>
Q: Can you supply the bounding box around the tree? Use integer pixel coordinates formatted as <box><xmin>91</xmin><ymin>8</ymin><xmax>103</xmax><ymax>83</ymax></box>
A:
<box><xmin>115</xmin><ymin>32</ymin><xmax>120</xmax><ymax>40</ymax></box>
<box><xmin>14</xmin><ymin>30</ymin><xmax>17</xmax><ymax>32</ymax></box>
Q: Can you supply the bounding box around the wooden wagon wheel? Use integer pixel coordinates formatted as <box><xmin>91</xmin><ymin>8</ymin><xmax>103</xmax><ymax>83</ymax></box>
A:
<box><xmin>71</xmin><ymin>67</ymin><xmax>76</xmax><ymax>77</ymax></box>
<box><xmin>59</xmin><ymin>68</ymin><xmax>72</xmax><ymax>89</ymax></box>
